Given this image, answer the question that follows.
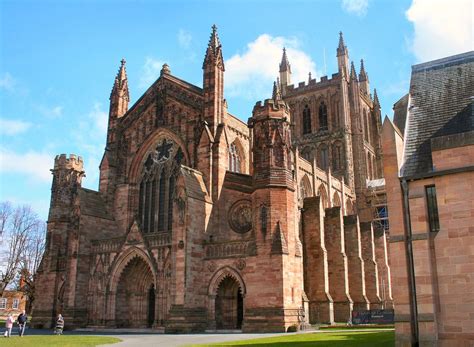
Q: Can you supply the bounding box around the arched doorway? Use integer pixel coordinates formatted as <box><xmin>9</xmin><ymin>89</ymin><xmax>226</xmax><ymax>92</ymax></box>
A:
<box><xmin>115</xmin><ymin>257</ymin><xmax>155</xmax><ymax>328</ymax></box>
<box><xmin>215</xmin><ymin>276</ymin><xmax>243</xmax><ymax>330</ymax></box>
<box><xmin>147</xmin><ymin>284</ymin><xmax>156</xmax><ymax>328</ymax></box>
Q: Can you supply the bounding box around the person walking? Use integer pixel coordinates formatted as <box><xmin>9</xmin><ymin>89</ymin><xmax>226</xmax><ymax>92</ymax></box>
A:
<box><xmin>17</xmin><ymin>310</ymin><xmax>27</xmax><ymax>337</ymax></box>
<box><xmin>54</xmin><ymin>314</ymin><xmax>64</xmax><ymax>335</ymax></box>
<box><xmin>3</xmin><ymin>314</ymin><xmax>14</xmax><ymax>337</ymax></box>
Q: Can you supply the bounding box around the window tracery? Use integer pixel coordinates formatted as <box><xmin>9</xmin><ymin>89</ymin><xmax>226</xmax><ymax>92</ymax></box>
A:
<box><xmin>138</xmin><ymin>139</ymin><xmax>184</xmax><ymax>233</ymax></box>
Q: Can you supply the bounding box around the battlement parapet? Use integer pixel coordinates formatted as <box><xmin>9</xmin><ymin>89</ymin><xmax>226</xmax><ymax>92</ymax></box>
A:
<box><xmin>251</xmin><ymin>98</ymin><xmax>290</xmax><ymax>121</ymax></box>
<box><xmin>285</xmin><ymin>72</ymin><xmax>341</xmax><ymax>95</ymax></box>
<box><xmin>54</xmin><ymin>153</ymin><xmax>84</xmax><ymax>172</ymax></box>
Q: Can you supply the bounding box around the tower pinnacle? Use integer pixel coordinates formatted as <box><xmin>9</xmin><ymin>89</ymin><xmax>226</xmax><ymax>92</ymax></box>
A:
<box><xmin>359</xmin><ymin>59</ymin><xmax>368</xmax><ymax>81</ymax></box>
<box><xmin>373</xmin><ymin>88</ymin><xmax>380</xmax><ymax>107</ymax></box>
<box><xmin>203</xmin><ymin>24</ymin><xmax>224</xmax><ymax>69</ymax></box>
<box><xmin>272</xmin><ymin>80</ymin><xmax>282</xmax><ymax>101</ymax></box>
<box><xmin>337</xmin><ymin>31</ymin><xmax>346</xmax><ymax>55</ymax></box>
<box><xmin>279</xmin><ymin>48</ymin><xmax>292</xmax><ymax>91</ymax></box>
<box><xmin>279</xmin><ymin>48</ymin><xmax>291</xmax><ymax>73</ymax></box>
<box><xmin>110</xmin><ymin>58</ymin><xmax>129</xmax><ymax>102</ymax></box>
<box><xmin>350</xmin><ymin>61</ymin><xmax>358</xmax><ymax>81</ymax></box>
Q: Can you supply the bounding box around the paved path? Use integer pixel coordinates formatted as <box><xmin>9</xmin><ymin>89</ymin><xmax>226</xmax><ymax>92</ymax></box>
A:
<box><xmin>101</xmin><ymin>332</ymin><xmax>284</xmax><ymax>347</ymax></box>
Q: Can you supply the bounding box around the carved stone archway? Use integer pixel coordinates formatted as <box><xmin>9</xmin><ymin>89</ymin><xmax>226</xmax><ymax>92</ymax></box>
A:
<box><xmin>106</xmin><ymin>247</ymin><xmax>158</xmax><ymax>328</ymax></box>
<box><xmin>207</xmin><ymin>266</ymin><xmax>246</xmax><ymax>330</ymax></box>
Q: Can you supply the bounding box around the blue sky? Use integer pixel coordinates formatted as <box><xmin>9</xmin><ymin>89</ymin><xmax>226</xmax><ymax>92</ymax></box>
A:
<box><xmin>0</xmin><ymin>0</ymin><xmax>472</xmax><ymax>220</ymax></box>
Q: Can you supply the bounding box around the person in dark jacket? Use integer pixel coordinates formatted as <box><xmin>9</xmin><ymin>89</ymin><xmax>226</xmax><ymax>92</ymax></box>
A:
<box><xmin>17</xmin><ymin>310</ymin><xmax>27</xmax><ymax>337</ymax></box>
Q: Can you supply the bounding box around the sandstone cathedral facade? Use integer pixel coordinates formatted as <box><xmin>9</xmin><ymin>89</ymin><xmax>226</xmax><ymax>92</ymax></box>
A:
<box><xmin>33</xmin><ymin>26</ymin><xmax>392</xmax><ymax>332</ymax></box>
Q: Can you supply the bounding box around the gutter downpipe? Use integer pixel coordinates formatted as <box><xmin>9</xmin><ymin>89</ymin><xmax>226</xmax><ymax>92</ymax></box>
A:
<box><xmin>401</xmin><ymin>179</ymin><xmax>419</xmax><ymax>346</ymax></box>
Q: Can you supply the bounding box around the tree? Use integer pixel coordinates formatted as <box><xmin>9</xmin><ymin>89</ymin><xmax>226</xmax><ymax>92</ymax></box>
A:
<box><xmin>20</xmin><ymin>221</ymin><xmax>46</xmax><ymax>312</ymax></box>
<box><xmin>0</xmin><ymin>202</ymin><xmax>45</xmax><ymax>300</ymax></box>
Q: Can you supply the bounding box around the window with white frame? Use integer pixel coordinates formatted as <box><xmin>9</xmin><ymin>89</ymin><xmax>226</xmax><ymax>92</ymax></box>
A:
<box><xmin>0</xmin><ymin>298</ymin><xmax>6</xmax><ymax>309</ymax></box>
<box><xmin>12</xmin><ymin>298</ymin><xmax>19</xmax><ymax>309</ymax></box>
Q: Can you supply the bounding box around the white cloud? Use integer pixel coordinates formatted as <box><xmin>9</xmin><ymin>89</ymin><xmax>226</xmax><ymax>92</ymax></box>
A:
<box><xmin>178</xmin><ymin>29</ymin><xmax>192</xmax><ymax>49</ymax></box>
<box><xmin>38</xmin><ymin>105</ymin><xmax>63</xmax><ymax>119</ymax></box>
<box><xmin>406</xmin><ymin>0</ymin><xmax>473</xmax><ymax>62</ymax></box>
<box><xmin>0</xmin><ymin>148</ymin><xmax>53</xmax><ymax>182</ymax></box>
<box><xmin>0</xmin><ymin>119</ymin><xmax>32</xmax><ymax>136</ymax></box>
<box><xmin>139</xmin><ymin>57</ymin><xmax>165</xmax><ymax>89</ymax></box>
<box><xmin>341</xmin><ymin>0</ymin><xmax>369</xmax><ymax>16</ymax></box>
<box><xmin>0</xmin><ymin>73</ymin><xmax>16</xmax><ymax>91</ymax></box>
<box><xmin>225</xmin><ymin>34</ymin><xmax>317</xmax><ymax>100</ymax></box>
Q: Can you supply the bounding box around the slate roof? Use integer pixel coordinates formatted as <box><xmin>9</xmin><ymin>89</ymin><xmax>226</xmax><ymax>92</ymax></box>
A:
<box><xmin>401</xmin><ymin>51</ymin><xmax>474</xmax><ymax>177</ymax></box>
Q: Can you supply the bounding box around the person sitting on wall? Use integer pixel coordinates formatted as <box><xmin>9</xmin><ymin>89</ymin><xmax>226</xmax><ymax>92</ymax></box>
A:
<box><xmin>17</xmin><ymin>310</ymin><xmax>27</xmax><ymax>337</ymax></box>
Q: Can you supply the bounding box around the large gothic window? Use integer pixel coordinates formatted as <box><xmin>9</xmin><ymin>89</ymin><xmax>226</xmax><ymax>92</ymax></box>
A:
<box><xmin>139</xmin><ymin>139</ymin><xmax>184</xmax><ymax>233</ymax></box>
<box><xmin>302</xmin><ymin>105</ymin><xmax>312</xmax><ymax>135</ymax></box>
<box><xmin>319</xmin><ymin>102</ymin><xmax>328</xmax><ymax>131</ymax></box>
<box><xmin>228</xmin><ymin>142</ymin><xmax>242</xmax><ymax>173</ymax></box>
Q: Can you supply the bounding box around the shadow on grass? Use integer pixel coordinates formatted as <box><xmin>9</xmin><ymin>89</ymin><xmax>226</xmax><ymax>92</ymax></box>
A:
<box><xmin>192</xmin><ymin>331</ymin><xmax>394</xmax><ymax>347</ymax></box>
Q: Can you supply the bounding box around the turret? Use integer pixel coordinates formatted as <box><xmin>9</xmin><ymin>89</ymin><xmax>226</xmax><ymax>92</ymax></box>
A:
<box><xmin>246</xmin><ymin>88</ymin><xmax>303</xmax><ymax>332</ymax></box>
<box><xmin>249</xmin><ymin>91</ymin><xmax>293</xmax><ymax>190</ymax></box>
<box><xmin>358</xmin><ymin>59</ymin><xmax>370</xmax><ymax>95</ymax></box>
<box><xmin>107</xmin><ymin>59</ymin><xmax>129</xmax><ymax>144</ymax></box>
<box><xmin>202</xmin><ymin>24</ymin><xmax>225</xmax><ymax>134</ymax></box>
<box><xmin>337</xmin><ymin>32</ymin><xmax>349</xmax><ymax>79</ymax></box>
<box><xmin>279</xmin><ymin>48</ymin><xmax>292</xmax><ymax>95</ymax></box>
<box><xmin>49</xmin><ymin>154</ymin><xmax>85</xmax><ymax>220</ymax></box>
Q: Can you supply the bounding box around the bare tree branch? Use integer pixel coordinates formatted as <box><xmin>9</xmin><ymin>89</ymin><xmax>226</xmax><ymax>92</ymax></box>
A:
<box><xmin>0</xmin><ymin>202</ymin><xmax>44</xmax><ymax>298</ymax></box>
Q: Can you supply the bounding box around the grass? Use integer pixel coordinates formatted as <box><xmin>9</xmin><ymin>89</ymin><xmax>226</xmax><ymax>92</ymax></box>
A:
<box><xmin>0</xmin><ymin>335</ymin><xmax>121</xmax><ymax>346</ymax></box>
<box><xmin>319</xmin><ymin>324</ymin><xmax>394</xmax><ymax>330</ymax></box>
<box><xmin>190</xmin><ymin>330</ymin><xmax>394</xmax><ymax>346</ymax></box>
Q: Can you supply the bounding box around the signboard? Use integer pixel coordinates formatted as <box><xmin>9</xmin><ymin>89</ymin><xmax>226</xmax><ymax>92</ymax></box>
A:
<box><xmin>351</xmin><ymin>309</ymin><xmax>394</xmax><ymax>325</ymax></box>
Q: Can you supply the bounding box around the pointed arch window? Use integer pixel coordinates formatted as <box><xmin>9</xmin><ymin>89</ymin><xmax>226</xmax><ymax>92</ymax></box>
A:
<box><xmin>139</xmin><ymin>140</ymin><xmax>183</xmax><ymax>233</ymax></box>
<box><xmin>364</xmin><ymin>109</ymin><xmax>370</xmax><ymax>142</ymax></box>
<box><xmin>260</xmin><ymin>205</ymin><xmax>268</xmax><ymax>236</ymax></box>
<box><xmin>229</xmin><ymin>142</ymin><xmax>242</xmax><ymax>173</ymax></box>
<box><xmin>319</xmin><ymin>102</ymin><xmax>328</xmax><ymax>131</ymax></box>
<box><xmin>318</xmin><ymin>145</ymin><xmax>329</xmax><ymax>170</ymax></box>
<box><xmin>332</xmin><ymin>143</ymin><xmax>343</xmax><ymax>170</ymax></box>
<box><xmin>302</xmin><ymin>104</ymin><xmax>312</xmax><ymax>135</ymax></box>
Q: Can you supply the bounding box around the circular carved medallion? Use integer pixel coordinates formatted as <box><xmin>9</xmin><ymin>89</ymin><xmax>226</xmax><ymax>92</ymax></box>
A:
<box><xmin>228</xmin><ymin>200</ymin><xmax>252</xmax><ymax>234</ymax></box>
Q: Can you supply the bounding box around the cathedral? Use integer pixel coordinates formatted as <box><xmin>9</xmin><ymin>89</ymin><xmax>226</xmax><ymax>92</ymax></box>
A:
<box><xmin>32</xmin><ymin>26</ymin><xmax>392</xmax><ymax>332</ymax></box>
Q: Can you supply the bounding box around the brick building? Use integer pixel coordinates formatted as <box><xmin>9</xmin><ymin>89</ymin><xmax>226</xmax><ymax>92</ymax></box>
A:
<box><xmin>382</xmin><ymin>51</ymin><xmax>473</xmax><ymax>346</ymax></box>
<box><xmin>32</xmin><ymin>26</ymin><xmax>392</xmax><ymax>332</ymax></box>
<box><xmin>0</xmin><ymin>290</ymin><xmax>27</xmax><ymax>320</ymax></box>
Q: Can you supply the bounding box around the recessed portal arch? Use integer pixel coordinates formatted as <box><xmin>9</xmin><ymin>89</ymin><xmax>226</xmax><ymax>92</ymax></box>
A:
<box><xmin>208</xmin><ymin>267</ymin><xmax>246</xmax><ymax>330</ymax></box>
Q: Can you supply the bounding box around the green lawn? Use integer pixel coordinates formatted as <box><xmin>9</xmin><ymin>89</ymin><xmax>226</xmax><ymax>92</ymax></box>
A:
<box><xmin>0</xmin><ymin>335</ymin><xmax>121</xmax><ymax>347</ymax></box>
<box><xmin>190</xmin><ymin>330</ymin><xmax>394</xmax><ymax>346</ymax></box>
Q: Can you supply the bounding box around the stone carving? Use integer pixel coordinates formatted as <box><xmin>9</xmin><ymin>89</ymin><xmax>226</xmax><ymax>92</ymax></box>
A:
<box><xmin>208</xmin><ymin>261</ymin><xmax>217</xmax><ymax>272</ymax></box>
<box><xmin>228</xmin><ymin>200</ymin><xmax>252</xmax><ymax>234</ymax></box>
<box><xmin>235</xmin><ymin>258</ymin><xmax>246</xmax><ymax>270</ymax></box>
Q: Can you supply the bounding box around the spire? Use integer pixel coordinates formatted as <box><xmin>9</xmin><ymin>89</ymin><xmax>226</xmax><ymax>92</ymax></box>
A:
<box><xmin>337</xmin><ymin>31</ymin><xmax>346</xmax><ymax>55</ymax></box>
<box><xmin>279</xmin><ymin>48</ymin><xmax>291</xmax><ymax>73</ymax></box>
<box><xmin>350</xmin><ymin>61</ymin><xmax>358</xmax><ymax>81</ymax></box>
<box><xmin>110</xmin><ymin>59</ymin><xmax>130</xmax><ymax>102</ymax></box>
<box><xmin>359</xmin><ymin>59</ymin><xmax>368</xmax><ymax>81</ymax></box>
<box><xmin>373</xmin><ymin>88</ymin><xmax>380</xmax><ymax>107</ymax></box>
<box><xmin>203</xmin><ymin>24</ymin><xmax>224</xmax><ymax>69</ymax></box>
<box><xmin>110</xmin><ymin>58</ymin><xmax>129</xmax><ymax>101</ymax></box>
<box><xmin>272</xmin><ymin>80</ymin><xmax>282</xmax><ymax>101</ymax></box>
<box><xmin>208</xmin><ymin>24</ymin><xmax>221</xmax><ymax>54</ymax></box>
